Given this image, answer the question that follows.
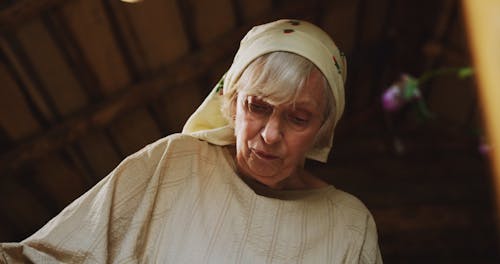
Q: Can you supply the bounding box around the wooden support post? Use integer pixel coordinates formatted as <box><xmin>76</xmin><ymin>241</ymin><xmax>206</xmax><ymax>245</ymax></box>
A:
<box><xmin>462</xmin><ymin>0</ymin><xmax>500</xmax><ymax>245</ymax></box>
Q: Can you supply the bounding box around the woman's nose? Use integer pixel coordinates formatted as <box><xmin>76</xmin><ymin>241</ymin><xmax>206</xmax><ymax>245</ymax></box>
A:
<box><xmin>260</xmin><ymin>114</ymin><xmax>282</xmax><ymax>144</ymax></box>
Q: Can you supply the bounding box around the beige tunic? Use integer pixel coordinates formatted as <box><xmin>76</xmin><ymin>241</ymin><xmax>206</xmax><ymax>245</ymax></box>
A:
<box><xmin>1</xmin><ymin>134</ymin><xmax>382</xmax><ymax>263</ymax></box>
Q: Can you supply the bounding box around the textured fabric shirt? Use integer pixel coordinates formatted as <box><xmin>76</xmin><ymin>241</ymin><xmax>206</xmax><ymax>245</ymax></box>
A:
<box><xmin>1</xmin><ymin>134</ymin><xmax>382</xmax><ymax>263</ymax></box>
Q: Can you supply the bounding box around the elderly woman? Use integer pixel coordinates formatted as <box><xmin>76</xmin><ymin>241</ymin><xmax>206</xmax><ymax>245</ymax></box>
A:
<box><xmin>1</xmin><ymin>20</ymin><xmax>382</xmax><ymax>263</ymax></box>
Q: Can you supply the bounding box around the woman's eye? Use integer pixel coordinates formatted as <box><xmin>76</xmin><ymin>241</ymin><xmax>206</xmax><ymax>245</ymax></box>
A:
<box><xmin>249</xmin><ymin>103</ymin><xmax>272</xmax><ymax>114</ymax></box>
<box><xmin>287</xmin><ymin>111</ymin><xmax>311</xmax><ymax>127</ymax></box>
<box><xmin>289</xmin><ymin>115</ymin><xmax>309</xmax><ymax>125</ymax></box>
<box><xmin>247</xmin><ymin>98</ymin><xmax>272</xmax><ymax>115</ymax></box>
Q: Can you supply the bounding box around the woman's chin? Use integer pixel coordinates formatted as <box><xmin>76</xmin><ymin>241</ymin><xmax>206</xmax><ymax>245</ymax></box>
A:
<box><xmin>246</xmin><ymin>165</ymin><xmax>287</xmax><ymax>189</ymax></box>
<box><xmin>236</xmin><ymin>151</ymin><xmax>288</xmax><ymax>187</ymax></box>
<box><xmin>247</xmin><ymin>155</ymin><xmax>282</xmax><ymax>175</ymax></box>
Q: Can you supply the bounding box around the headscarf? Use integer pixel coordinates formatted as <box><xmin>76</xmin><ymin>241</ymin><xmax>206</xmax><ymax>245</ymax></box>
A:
<box><xmin>182</xmin><ymin>19</ymin><xmax>347</xmax><ymax>162</ymax></box>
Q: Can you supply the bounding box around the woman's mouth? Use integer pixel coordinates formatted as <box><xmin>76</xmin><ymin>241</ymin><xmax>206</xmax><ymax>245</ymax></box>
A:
<box><xmin>252</xmin><ymin>149</ymin><xmax>279</xmax><ymax>160</ymax></box>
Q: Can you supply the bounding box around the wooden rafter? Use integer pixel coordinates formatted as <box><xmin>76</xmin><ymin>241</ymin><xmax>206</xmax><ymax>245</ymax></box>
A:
<box><xmin>230</xmin><ymin>0</ymin><xmax>244</xmax><ymax>26</ymax></box>
<box><xmin>0</xmin><ymin>1</ymin><xmax>315</xmax><ymax>175</ymax></box>
<box><xmin>176</xmin><ymin>0</ymin><xmax>200</xmax><ymax>51</ymax></box>
<box><xmin>42</xmin><ymin>9</ymin><xmax>104</xmax><ymax>102</ymax></box>
<box><xmin>421</xmin><ymin>0</ymin><xmax>459</xmax><ymax>70</ymax></box>
<box><xmin>0</xmin><ymin>0</ymin><xmax>71</xmax><ymax>32</ymax></box>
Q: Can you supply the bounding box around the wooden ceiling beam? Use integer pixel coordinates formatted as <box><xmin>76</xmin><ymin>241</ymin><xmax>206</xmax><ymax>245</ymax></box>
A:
<box><xmin>421</xmin><ymin>0</ymin><xmax>459</xmax><ymax>69</ymax></box>
<box><xmin>176</xmin><ymin>0</ymin><xmax>200</xmax><ymax>51</ymax></box>
<box><xmin>0</xmin><ymin>0</ymin><xmax>70</xmax><ymax>32</ymax></box>
<box><xmin>230</xmin><ymin>0</ymin><xmax>245</xmax><ymax>26</ymax></box>
<box><xmin>0</xmin><ymin>0</ymin><xmax>315</xmax><ymax>174</ymax></box>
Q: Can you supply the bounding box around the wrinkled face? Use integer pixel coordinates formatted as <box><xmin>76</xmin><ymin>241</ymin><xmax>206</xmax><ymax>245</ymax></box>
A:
<box><xmin>234</xmin><ymin>69</ymin><xmax>326</xmax><ymax>189</ymax></box>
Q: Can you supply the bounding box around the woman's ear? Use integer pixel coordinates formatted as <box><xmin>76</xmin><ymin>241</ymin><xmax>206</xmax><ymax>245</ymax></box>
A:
<box><xmin>231</xmin><ymin>92</ymin><xmax>239</xmax><ymax>120</ymax></box>
<box><xmin>223</xmin><ymin>92</ymin><xmax>238</xmax><ymax>127</ymax></box>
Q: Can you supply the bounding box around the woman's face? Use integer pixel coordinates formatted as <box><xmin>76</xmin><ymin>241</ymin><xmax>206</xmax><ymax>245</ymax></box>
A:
<box><xmin>234</xmin><ymin>69</ymin><xmax>326</xmax><ymax>189</ymax></box>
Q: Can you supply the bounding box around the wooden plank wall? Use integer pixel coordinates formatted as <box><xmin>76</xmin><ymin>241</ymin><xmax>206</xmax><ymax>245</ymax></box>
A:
<box><xmin>0</xmin><ymin>0</ymin><xmax>498</xmax><ymax>262</ymax></box>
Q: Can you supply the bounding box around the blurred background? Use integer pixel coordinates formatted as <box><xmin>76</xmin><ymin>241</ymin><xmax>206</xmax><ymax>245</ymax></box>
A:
<box><xmin>0</xmin><ymin>0</ymin><xmax>498</xmax><ymax>262</ymax></box>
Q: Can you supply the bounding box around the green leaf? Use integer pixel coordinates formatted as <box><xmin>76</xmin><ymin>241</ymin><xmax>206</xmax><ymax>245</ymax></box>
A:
<box><xmin>403</xmin><ymin>78</ymin><xmax>419</xmax><ymax>99</ymax></box>
<box><xmin>458</xmin><ymin>67</ymin><xmax>474</xmax><ymax>79</ymax></box>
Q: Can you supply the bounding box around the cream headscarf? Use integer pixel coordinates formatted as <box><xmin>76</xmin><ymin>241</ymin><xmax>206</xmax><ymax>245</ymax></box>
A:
<box><xmin>182</xmin><ymin>19</ymin><xmax>347</xmax><ymax>163</ymax></box>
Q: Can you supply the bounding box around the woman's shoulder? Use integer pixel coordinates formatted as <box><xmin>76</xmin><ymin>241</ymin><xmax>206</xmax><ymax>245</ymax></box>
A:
<box><xmin>325</xmin><ymin>188</ymin><xmax>375</xmax><ymax>226</ymax></box>
<box><xmin>327</xmin><ymin>188</ymin><xmax>368</xmax><ymax>211</ymax></box>
<box><xmin>149</xmin><ymin>132</ymin><xmax>209</xmax><ymax>148</ymax></box>
<box><xmin>133</xmin><ymin>133</ymin><xmax>213</xmax><ymax>156</ymax></box>
<box><xmin>117</xmin><ymin>133</ymin><xmax>218</xmax><ymax>170</ymax></box>
<box><xmin>109</xmin><ymin>134</ymin><xmax>222</xmax><ymax>183</ymax></box>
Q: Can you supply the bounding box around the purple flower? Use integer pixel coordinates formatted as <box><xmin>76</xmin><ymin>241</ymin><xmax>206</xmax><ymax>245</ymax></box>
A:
<box><xmin>381</xmin><ymin>74</ymin><xmax>421</xmax><ymax>112</ymax></box>
<box><xmin>382</xmin><ymin>84</ymin><xmax>404</xmax><ymax>111</ymax></box>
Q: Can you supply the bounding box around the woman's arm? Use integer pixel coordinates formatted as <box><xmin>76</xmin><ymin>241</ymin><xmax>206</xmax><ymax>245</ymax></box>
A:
<box><xmin>0</xmin><ymin>136</ymin><xmax>175</xmax><ymax>263</ymax></box>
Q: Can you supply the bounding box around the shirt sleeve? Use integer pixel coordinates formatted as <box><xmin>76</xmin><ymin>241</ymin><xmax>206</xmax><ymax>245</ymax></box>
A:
<box><xmin>0</xmin><ymin>138</ymin><xmax>171</xmax><ymax>263</ymax></box>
